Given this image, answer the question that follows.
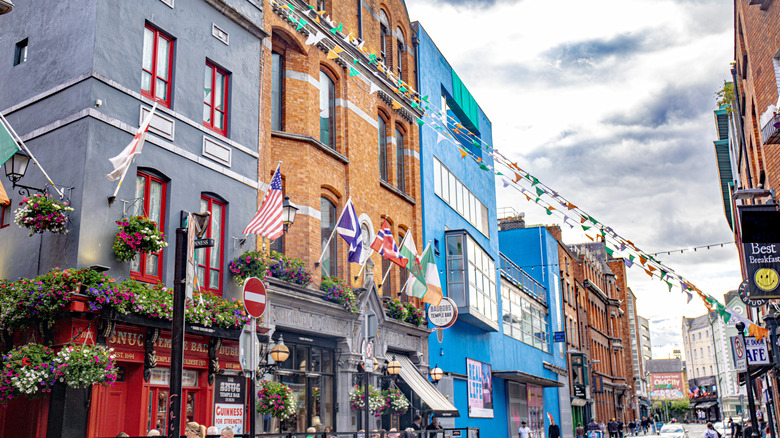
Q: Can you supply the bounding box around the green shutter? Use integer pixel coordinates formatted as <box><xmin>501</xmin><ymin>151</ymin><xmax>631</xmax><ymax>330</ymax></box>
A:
<box><xmin>450</xmin><ymin>70</ymin><xmax>480</xmax><ymax>133</ymax></box>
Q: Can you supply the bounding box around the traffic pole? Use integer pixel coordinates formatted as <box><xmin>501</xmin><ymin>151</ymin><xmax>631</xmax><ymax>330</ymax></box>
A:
<box><xmin>168</xmin><ymin>227</ymin><xmax>187</xmax><ymax>438</ymax></box>
<box><xmin>249</xmin><ymin>317</ymin><xmax>256</xmax><ymax>438</ymax></box>
<box><xmin>736</xmin><ymin>322</ymin><xmax>760</xmax><ymax>438</ymax></box>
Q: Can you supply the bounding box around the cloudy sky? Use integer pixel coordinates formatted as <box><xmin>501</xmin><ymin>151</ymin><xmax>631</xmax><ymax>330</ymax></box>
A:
<box><xmin>406</xmin><ymin>0</ymin><xmax>739</xmax><ymax>358</ymax></box>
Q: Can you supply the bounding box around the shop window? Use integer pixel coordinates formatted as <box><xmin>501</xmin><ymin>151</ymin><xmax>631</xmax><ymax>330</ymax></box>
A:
<box><xmin>446</xmin><ymin>230</ymin><xmax>497</xmax><ymax>331</ymax></box>
<box><xmin>130</xmin><ymin>171</ymin><xmax>167</xmax><ymax>283</ymax></box>
<box><xmin>271</xmin><ymin>51</ymin><xmax>284</xmax><ymax>131</ymax></box>
<box><xmin>378</xmin><ymin>115</ymin><xmax>388</xmax><ymax>182</ymax></box>
<box><xmin>13</xmin><ymin>38</ymin><xmax>27</xmax><ymax>66</ymax></box>
<box><xmin>141</xmin><ymin>25</ymin><xmax>174</xmax><ymax>107</ymax></box>
<box><xmin>203</xmin><ymin>61</ymin><xmax>229</xmax><ymax>136</ymax></box>
<box><xmin>0</xmin><ymin>201</ymin><xmax>10</xmax><ymax>228</ymax></box>
<box><xmin>395</xmin><ymin>127</ymin><xmax>405</xmax><ymax>193</ymax></box>
<box><xmin>319</xmin><ymin>70</ymin><xmax>336</xmax><ymax>148</ymax></box>
<box><xmin>197</xmin><ymin>194</ymin><xmax>226</xmax><ymax>295</ymax></box>
<box><xmin>320</xmin><ymin>197</ymin><xmax>338</xmax><ymax>277</ymax></box>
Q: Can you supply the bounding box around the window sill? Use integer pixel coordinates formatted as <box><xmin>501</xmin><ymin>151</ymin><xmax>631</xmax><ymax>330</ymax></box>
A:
<box><xmin>380</xmin><ymin>180</ymin><xmax>415</xmax><ymax>205</ymax></box>
<box><xmin>271</xmin><ymin>130</ymin><xmax>349</xmax><ymax>164</ymax></box>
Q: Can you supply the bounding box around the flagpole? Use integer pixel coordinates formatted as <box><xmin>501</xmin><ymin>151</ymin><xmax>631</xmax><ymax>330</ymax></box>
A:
<box><xmin>315</xmin><ymin>197</ymin><xmax>352</xmax><ymax>266</ymax></box>
<box><xmin>379</xmin><ymin>261</ymin><xmax>394</xmax><ymax>289</ymax></box>
<box><xmin>0</xmin><ymin>112</ymin><xmax>64</xmax><ymax>198</ymax></box>
<box><xmin>108</xmin><ymin>101</ymin><xmax>159</xmax><ymax>206</ymax></box>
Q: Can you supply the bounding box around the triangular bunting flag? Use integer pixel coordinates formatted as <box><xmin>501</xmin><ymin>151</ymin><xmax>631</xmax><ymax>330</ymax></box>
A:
<box><xmin>327</xmin><ymin>49</ymin><xmax>339</xmax><ymax>60</ymax></box>
<box><xmin>392</xmin><ymin>100</ymin><xmax>402</xmax><ymax>110</ymax></box>
<box><xmin>645</xmin><ymin>269</ymin><xmax>653</xmax><ymax>278</ymax></box>
<box><xmin>624</xmin><ymin>258</ymin><xmax>633</xmax><ymax>268</ymax></box>
<box><xmin>296</xmin><ymin>18</ymin><xmax>308</xmax><ymax>31</ymax></box>
<box><xmin>605</xmin><ymin>247</ymin><xmax>614</xmax><ymax>256</ymax></box>
<box><xmin>535</xmin><ymin>187</ymin><xmax>544</xmax><ymax>196</ymax></box>
<box><xmin>639</xmin><ymin>255</ymin><xmax>647</xmax><ymax>265</ymax></box>
<box><xmin>329</xmin><ymin>22</ymin><xmax>343</xmax><ymax>34</ymax></box>
<box><xmin>437</xmin><ymin>132</ymin><xmax>447</xmax><ymax>144</ymax></box>
<box><xmin>665</xmin><ymin>281</ymin><xmax>672</xmax><ymax>292</ymax></box>
<box><xmin>459</xmin><ymin>148</ymin><xmax>468</xmax><ymax>159</ymax></box>
<box><xmin>305</xmin><ymin>31</ymin><xmax>325</xmax><ymax>45</ymax></box>
<box><xmin>349</xmin><ymin>67</ymin><xmax>360</xmax><ymax>77</ymax></box>
<box><xmin>416</xmin><ymin>118</ymin><xmax>424</xmax><ymax>126</ymax></box>
<box><xmin>685</xmin><ymin>292</ymin><xmax>693</xmax><ymax>303</ymax></box>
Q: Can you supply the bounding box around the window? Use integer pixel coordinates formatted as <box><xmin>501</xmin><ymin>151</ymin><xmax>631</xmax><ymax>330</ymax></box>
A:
<box><xmin>396</xmin><ymin>28</ymin><xmax>404</xmax><ymax>79</ymax></box>
<box><xmin>131</xmin><ymin>171</ymin><xmax>167</xmax><ymax>282</ymax></box>
<box><xmin>197</xmin><ymin>195</ymin><xmax>225</xmax><ymax>295</ymax></box>
<box><xmin>141</xmin><ymin>25</ymin><xmax>173</xmax><ymax>107</ymax></box>
<box><xmin>395</xmin><ymin>127</ymin><xmax>405</xmax><ymax>192</ymax></box>
<box><xmin>379</xmin><ymin>10</ymin><xmax>389</xmax><ymax>62</ymax></box>
<box><xmin>271</xmin><ymin>51</ymin><xmax>284</xmax><ymax>131</ymax></box>
<box><xmin>502</xmin><ymin>282</ymin><xmax>550</xmax><ymax>352</ymax></box>
<box><xmin>446</xmin><ymin>230</ymin><xmax>497</xmax><ymax>329</ymax></box>
<box><xmin>13</xmin><ymin>38</ymin><xmax>27</xmax><ymax>66</ymax></box>
<box><xmin>0</xmin><ymin>201</ymin><xmax>11</xmax><ymax>228</ymax></box>
<box><xmin>378</xmin><ymin>115</ymin><xmax>388</xmax><ymax>182</ymax></box>
<box><xmin>321</xmin><ymin>197</ymin><xmax>338</xmax><ymax>277</ymax></box>
<box><xmin>433</xmin><ymin>157</ymin><xmax>489</xmax><ymax>236</ymax></box>
<box><xmin>203</xmin><ymin>62</ymin><xmax>229</xmax><ymax>135</ymax></box>
<box><xmin>693</xmin><ymin>349</ymin><xmax>697</xmax><ymax>359</ymax></box>
<box><xmin>319</xmin><ymin>70</ymin><xmax>335</xmax><ymax>148</ymax></box>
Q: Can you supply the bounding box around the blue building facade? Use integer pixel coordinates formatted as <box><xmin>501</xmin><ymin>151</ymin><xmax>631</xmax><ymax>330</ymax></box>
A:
<box><xmin>414</xmin><ymin>22</ymin><xmax>568</xmax><ymax>438</ymax></box>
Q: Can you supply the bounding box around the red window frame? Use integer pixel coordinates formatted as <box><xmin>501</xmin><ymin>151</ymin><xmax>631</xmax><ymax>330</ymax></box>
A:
<box><xmin>131</xmin><ymin>171</ymin><xmax>167</xmax><ymax>283</ymax></box>
<box><xmin>203</xmin><ymin>62</ymin><xmax>229</xmax><ymax>136</ymax></box>
<box><xmin>0</xmin><ymin>201</ymin><xmax>11</xmax><ymax>228</ymax></box>
<box><xmin>198</xmin><ymin>195</ymin><xmax>225</xmax><ymax>296</ymax></box>
<box><xmin>141</xmin><ymin>24</ymin><xmax>174</xmax><ymax>107</ymax></box>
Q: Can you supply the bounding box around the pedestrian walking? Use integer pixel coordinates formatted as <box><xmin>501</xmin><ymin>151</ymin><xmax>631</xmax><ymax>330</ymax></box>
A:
<box><xmin>629</xmin><ymin>419</ymin><xmax>636</xmax><ymax>436</ymax></box>
<box><xmin>576</xmin><ymin>423</ymin><xmax>586</xmax><ymax>438</ymax></box>
<box><xmin>549</xmin><ymin>417</ymin><xmax>561</xmax><ymax>438</ymax></box>
<box><xmin>704</xmin><ymin>422</ymin><xmax>720</xmax><ymax>438</ymax></box>
<box><xmin>609</xmin><ymin>418</ymin><xmax>619</xmax><ymax>438</ymax></box>
<box><xmin>520</xmin><ymin>421</ymin><xmax>533</xmax><ymax>438</ymax></box>
<box><xmin>618</xmin><ymin>419</ymin><xmax>625</xmax><ymax>438</ymax></box>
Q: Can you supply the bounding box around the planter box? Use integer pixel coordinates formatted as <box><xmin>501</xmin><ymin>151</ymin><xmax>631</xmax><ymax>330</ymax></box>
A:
<box><xmin>107</xmin><ymin>310</ymin><xmax>242</xmax><ymax>339</ymax></box>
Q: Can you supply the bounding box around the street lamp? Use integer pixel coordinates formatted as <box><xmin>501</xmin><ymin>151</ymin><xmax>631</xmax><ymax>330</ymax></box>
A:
<box><xmin>430</xmin><ymin>365</ymin><xmax>443</xmax><ymax>384</ymax></box>
<box><xmin>281</xmin><ymin>196</ymin><xmax>298</xmax><ymax>231</ymax></box>
<box><xmin>0</xmin><ymin>0</ymin><xmax>13</xmax><ymax>15</ymax></box>
<box><xmin>387</xmin><ymin>356</ymin><xmax>401</xmax><ymax>377</ymax></box>
<box><xmin>258</xmin><ymin>335</ymin><xmax>290</xmax><ymax>375</ymax></box>
<box><xmin>4</xmin><ymin>150</ymin><xmax>29</xmax><ymax>184</ymax></box>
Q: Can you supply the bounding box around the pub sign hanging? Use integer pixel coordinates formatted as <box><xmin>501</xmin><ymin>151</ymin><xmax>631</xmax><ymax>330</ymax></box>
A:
<box><xmin>739</xmin><ymin>205</ymin><xmax>780</xmax><ymax>300</ymax></box>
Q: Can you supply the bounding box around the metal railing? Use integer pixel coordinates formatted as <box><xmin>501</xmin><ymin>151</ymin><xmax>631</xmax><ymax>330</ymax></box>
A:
<box><xmin>499</xmin><ymin>253</ymin><xmax>547</xmax><ymax>305</ymax></box>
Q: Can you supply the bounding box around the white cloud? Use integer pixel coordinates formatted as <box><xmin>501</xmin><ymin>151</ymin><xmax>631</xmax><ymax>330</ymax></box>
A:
<box><xmin>409</xmin><ymin>0</ymin><xmax>739</xmax><ymax>359</ymax></box>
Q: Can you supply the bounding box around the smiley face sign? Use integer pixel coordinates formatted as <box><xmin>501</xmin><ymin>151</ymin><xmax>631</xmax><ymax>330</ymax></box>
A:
<box><xmin>754</xmin><ymin>268</ymin><xmax>779</xmax><ymax>291</ymax></box>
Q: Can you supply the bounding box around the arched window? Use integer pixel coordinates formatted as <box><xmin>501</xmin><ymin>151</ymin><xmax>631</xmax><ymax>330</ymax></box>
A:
<box><xmin>379</xmin><ymin>10</ymin><xmax>389</xmax><ymax>62</ymax></box>
<box><xmin>131</xmin><ymin>170</ymin><xmax>167</xmax><ymax>282</ymax></box>
<box><xmin>319</xmin><ymin>70</ymin><xmax>336</xmax><ymax>148</ymax></box>
<box><xmin>395</xmin><ymin>126</ymin><xmax>405</xmax><ymax>193</ymax></box>
<box><xmin>321</xmin><ymin>197</ymin><xmax>338</xmax><ymax>277</ymax></box>
<box><xmin>197</xmin><ymin>194</ymin><xmax>226</xmax><ymax>295</ymax></box>
<box><xmin>378</xmin><ymin>115</ymin><xmax>388</xmax><ymax>182</ymax></box>
<box><xmin>271</xmin><ymin>51</ymin><xmax>284</xmax><ymax>131</ymax></box>
<box><xmin>396</xmin><ymin>27</ymin><xmax>404</xmax><ymax>80</ymax></box>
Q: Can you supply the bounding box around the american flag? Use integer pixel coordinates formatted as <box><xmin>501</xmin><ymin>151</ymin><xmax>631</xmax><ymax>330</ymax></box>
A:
<box><xmin>243</xmin><ymin>165</ymin><xmax>283</xmax><ymax>239</ymax></box>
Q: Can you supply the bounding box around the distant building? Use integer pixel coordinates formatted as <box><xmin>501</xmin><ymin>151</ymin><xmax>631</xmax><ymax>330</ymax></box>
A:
<box><xmin>682</xmin><ymin>313</ymin><xmax>721</xmax><ymax>421</ymax></box>
<box><xmin>646</xmin><ymin>358</ymin><xmax>686</xmax><ymax>401</ymax></box>
<box><xmin>720</xmin><ymin>291</ymin><xmax>748</xmax><ymax>419</ymax></box>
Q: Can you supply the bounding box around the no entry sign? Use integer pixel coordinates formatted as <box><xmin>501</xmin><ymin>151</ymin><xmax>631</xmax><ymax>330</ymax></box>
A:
<box><xmin>243</xmin><ymin>277</ymin><xmax>267</xmax><ymax>318</ymax></box>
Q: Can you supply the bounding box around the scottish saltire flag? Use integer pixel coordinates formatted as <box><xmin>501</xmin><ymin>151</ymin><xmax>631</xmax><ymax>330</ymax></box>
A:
<box><xmin>370</xmin><ymin>218</ymin><xmax>407</xmax><ymax>268</ymax></box>
<box><xmin>243</xmin><ymin>165</ymin><xmax>284</xmax><ymax>239</ymax></box>
<box><xmin>336</xmin><ymin>198</ymin><xmax>363</xmax><ymax>263</ymax></box>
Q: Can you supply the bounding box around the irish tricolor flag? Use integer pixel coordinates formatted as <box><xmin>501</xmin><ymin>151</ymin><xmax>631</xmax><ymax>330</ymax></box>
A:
<box><xmin>419</xmin><ymin>245</ymin><xmax>443</xmax><ymax>306</ymax></box>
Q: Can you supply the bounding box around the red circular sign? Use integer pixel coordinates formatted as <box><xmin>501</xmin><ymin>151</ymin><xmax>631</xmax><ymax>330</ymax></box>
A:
<box><xmin>243</xmin><ymin>277</ymin><xmax>267</xmax><ymax>318</ymax></box>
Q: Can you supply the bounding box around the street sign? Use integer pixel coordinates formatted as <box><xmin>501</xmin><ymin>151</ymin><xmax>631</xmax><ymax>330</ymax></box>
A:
<box><xmin>739</xmin><ymin>278</ymin><xmax>769</xmax><ymax>307</ymax></box>
<box><xmin>194</xmin><ymin>238</ymin><xmax>215</xmax><ymax>248</ymax></box>
<box><xmin>553</xmin><ymin>331</ymin><xmax>566</xmax><ymax>343</ymax></box>
<box><xmin>365</xmin><ymin>340</ymin><xmax>374</xmax><ymax>359</ymax></box>
<box><xmin>239</xmin><ymin>325</ymin><xmax>259</xmax><ymax>373</ymax></box>
<box><xmin>428</xmin><ymin>297</ymin><xmax>458</xmax><ymax>327</ymax></box>
<box><xmin>242</xmin><ymin>277</ymin><xmax>267</xmax><ymax>318</ymax></box>
<box><xmin>731</xmin><ymin>336</ymin><xmax>747</xmax><ymax>372</ymax></box>
<box><xmin>213</xmin><ymin>374</ymin><xmax>246</xmax><ymax>434</ymax></box>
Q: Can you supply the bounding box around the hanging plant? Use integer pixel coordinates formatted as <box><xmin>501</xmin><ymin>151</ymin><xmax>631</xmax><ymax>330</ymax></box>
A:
<box><xmin>52</xmin><ymin>344</ymin><xmax>118</xmax><ymax>388</ymax></box>
<box><xmin>0</xmin><ymin>344</ymin><xmax>58</xmax><ymax>405</ymax></box>
<box><xmin>384</xmin><ymin>387</ymin><xmax>410</xmax><ymax>415</ymax></box>
<box><xmin>404</xmin><ymin>302</ymin><xmax>426</xmax><ymax>326</ymax></box>
<box><xmin>228</xmin><ymin>250</ymin><xmax>268</xmax><ymax>286</ymax></box>
<box><xmin>267</xmin><ymin>251</ymin><xmax>312</xmax><ymax>286</ymax></box>
<box><xmin>256</xmin><ymin>380</ymin><xmax>297</xmax><ymax>419</ymax></box>
<box><xmin>349</xmin><ymin>385</ymin><xmax>387</xmax><ymax>416</ymax></box>
<box><xmin>112</xmin><ymin>216</ymin><xmax>167</xmax><ymax>262</ymax></box>
<box><xmin>14</xmin><ymin>194</ymin><xmax>74</xmax><ymax>236</ymax></box>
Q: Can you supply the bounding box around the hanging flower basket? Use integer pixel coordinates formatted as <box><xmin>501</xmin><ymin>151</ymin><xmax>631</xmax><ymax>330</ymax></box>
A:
<box><xmin>256</xmin><ymin>380</ymin><xmax>297</xmax><ymax>419</ymax></box>
<box><xmin>384</xmin><ymin>387</ymin><xmax>410</xmax><ymax>415</ymax></box>
<box><xmin>349</xmin><ymin>384</ymin><xmax>387</xmax><ymax>416</ymax></box>
<box><xmin>14</xmin><ymin>194</ymin><xmax>73</xmax><ymax>236</ymax></box>
<box><xmin>0</xmin><ymin>343</ymin><xmax>117</xmax><ymax>406</ymax></box>
<box><xmin>113</xmin><ymin>216</ymin><xmax>167</xmax><ymax>262</ymax></box>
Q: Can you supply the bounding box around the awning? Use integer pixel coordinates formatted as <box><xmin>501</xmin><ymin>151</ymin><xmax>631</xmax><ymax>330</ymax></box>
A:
<box><xmin>492</xmin><ymin>370</ymin><xmax>564</xmax><ymax>388</ymax></box>
<box><xmin>640</xmin><ymin>400</ymin><xmax>652</xmax><ymax>407</ymax></box>
<box><xmin>571</xmin><ymin>398</ymin><xmax>588</xmax><ymax>407</ymax></box>
<box><xmin>396</xmin><ymin>355</ymin><xmax>459</xmax><ymax>417</ymax></box>
<box><xmin>697</xmin><ymin>401</ymin><xmax>718</xmax><ymax>409</ymax></box>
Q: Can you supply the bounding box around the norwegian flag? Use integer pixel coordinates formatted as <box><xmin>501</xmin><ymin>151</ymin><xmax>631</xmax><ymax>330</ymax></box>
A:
<box><xmin>370</xmin><ymin>218</ymin><xmax>407</xmax><ymax>268</ymax></box>
<box><xmin>242</xmin><ymin>165</ymin><xmax>283</xmax><ymax>239</ymax></box>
